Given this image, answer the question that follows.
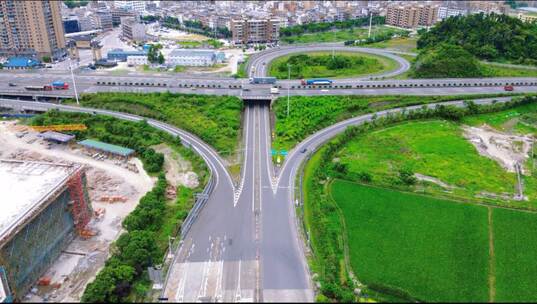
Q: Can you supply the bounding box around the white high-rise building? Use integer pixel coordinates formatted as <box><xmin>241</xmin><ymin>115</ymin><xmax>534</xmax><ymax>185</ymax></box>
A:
<box><xmin>113</xmin><ymin>1</ymin><xmax>146</xmax><ymax>13</ymax></box>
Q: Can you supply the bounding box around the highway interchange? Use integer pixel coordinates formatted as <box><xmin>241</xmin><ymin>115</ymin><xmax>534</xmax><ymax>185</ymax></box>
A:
<box><xmin>1</xmin><ymin>43</ymin><xmax>537</xmax><ymax>302</ymax></box>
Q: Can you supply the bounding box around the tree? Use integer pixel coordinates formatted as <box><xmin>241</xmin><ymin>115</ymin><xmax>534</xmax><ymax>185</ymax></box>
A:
<box><xmin>116</xmin><ymin>230</ymin><xmax>160</xmax><ymax>272</ymax></box>
<box><xmin>417</xmin><ymin>13</ymin><xmax>537</xmax><ymax>64</ymax></box>
<box><xmin>81</xmin><ymin>263</ymin><xmax>135</xmax><ymax>303</ymax></box>
<box><xmin>413</xmin><ymin>44</ymin><xmax>484</xmax><ymax>78</ymax></box>
<box><xmin>41</xmin><ymin>55</ymin><xmax>51</xmax><ymax>63</ymax></box>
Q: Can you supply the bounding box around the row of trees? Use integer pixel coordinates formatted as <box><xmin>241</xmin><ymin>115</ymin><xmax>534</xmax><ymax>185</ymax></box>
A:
<box><xmin>306</xmin><ymin>95</ymin><xmax>537</xmax><ymax>302</ymax></box>
<box><xmin>280</xmin><ymin>16</ymin><xmax>385</xmax><ymax>37</ymax></box>
<box><xmin>82</xmin><ymin>175</ymin><xmax>168</xmax><ymax>302</ymax></box>
<box><xmin>417</xmin><ymin>13</ymin><xmax>537</xmax><ymax>65</ymax></box>
<box><xmin>162</xmin><ymin>16</ymin><xmax>232</xmax><ymax>39</ymax></box>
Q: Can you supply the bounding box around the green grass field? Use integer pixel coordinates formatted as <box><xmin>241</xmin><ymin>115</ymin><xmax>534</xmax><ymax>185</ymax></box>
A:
<box><xmin>331</xmin><ymin>180</ymin><xmax>490</xmax><ymax>302</ymax></box>
<box><xmin>267</xmin><ymin>51</ymin><xmax>397</xmax><ymax>80</ymax></box>
<box><xmin>366</xmin><ymin>36</ymin><xmax>418</xmax><ymax>53</ymax></box>
<box><xmin>280</xmin><ymin>26</ymin><xmax>407</xmax><ymax>44</ymax></box>
<box><xmin>337</xmin><ymin>120</ymin><xmax>528</xmax><ymax>207</ymax></box>
<box><xmin>327</xmin><ymin>180</ymin><xmax>537</xmax><ymax>302</ymax></box>
<box><xmin>492</xmin><ymin>208</ymin><xmax>537</xmax><ymax>302</ymax></box>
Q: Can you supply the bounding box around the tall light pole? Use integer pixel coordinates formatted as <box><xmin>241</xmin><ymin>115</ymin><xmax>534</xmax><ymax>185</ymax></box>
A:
<box><xmin>69</xmin><ymin>57</ymin><xmax>79</xmax><ymax>105</ymax></box>
<box><xmin>287</xmin><ymin>63</ymin><xmax>291</xmax><ymax>118</ymax></box>
<box><xmin>368</xmin><ymin>11</ymin><xmax>373</xmax><ymax>38</ymax></box>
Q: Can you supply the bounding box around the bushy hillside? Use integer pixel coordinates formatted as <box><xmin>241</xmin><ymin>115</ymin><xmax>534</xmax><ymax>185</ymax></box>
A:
<box><xmin>418</xmin><ymin>13</ymin><xmax>537</xmax><ymax>65</ymax></box>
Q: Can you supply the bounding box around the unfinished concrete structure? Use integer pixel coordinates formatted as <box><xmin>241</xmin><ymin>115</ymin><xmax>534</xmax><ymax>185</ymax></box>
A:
<box><xmin>0</xmin><ymin>160</ymin><xmax>92</xmax><ymax>301</ymax></box>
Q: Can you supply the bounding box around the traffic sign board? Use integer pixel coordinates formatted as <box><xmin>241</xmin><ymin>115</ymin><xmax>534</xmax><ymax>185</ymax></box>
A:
<box><xmin>280</xmin><ymin>149</ymin><xmax>288</xmax><ymax>156</ymax></box>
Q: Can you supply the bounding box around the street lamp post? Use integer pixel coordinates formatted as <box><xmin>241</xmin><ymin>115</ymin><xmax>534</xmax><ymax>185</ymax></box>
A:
<box><xmin>287</xmin><ymin>63</ymin><xmax>291</xmax><ymax>117</ymax></box>
<box><xmin>69</xmin><ymin>57</ymin><xmax>79</xmax><ymax>105</ymax></box>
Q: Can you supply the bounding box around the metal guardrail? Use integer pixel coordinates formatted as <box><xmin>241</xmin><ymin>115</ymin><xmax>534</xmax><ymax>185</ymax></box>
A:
<box><xmin>179</xmin><ymin>172</ymin><xmax>215</xmax><ymax>238</ymax></box>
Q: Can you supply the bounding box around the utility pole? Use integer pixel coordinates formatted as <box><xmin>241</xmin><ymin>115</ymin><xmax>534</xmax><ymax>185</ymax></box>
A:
<box><xmin>287</xmin><ymin>63</ymin><xmax>291</xmax><ymax>117</ymax></box>
<box><xmin>69</xmin><ymin>58</ymin><xmax>79</xmax><ymax>105</ymax></box>
<box><xmin>332</xmin><ymin>29</ymin><xmax>336</xmax><ymax>58</ymax></box>
<box><xmin>368</xmin><ymin>12</ymin><xmax>373</xmax><ymax>38</ymax></box>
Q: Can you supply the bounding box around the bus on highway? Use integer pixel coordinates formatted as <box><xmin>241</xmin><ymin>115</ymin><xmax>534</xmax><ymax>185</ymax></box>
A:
<box><xmin>249</xmin><ymin>77</ymin><xmax>277</xmax><ymax>84</ymax></box>
<box><xmin>301</xmin><ymin>79</ymin><xmax>333</xmax><ymax>85</ymax></box>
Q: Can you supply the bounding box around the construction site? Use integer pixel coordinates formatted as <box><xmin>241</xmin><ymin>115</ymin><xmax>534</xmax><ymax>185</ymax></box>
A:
<box><xmin>0</xmin><ymin>120</ymin><xmax>154</xmax><ymax>302</ymax></box>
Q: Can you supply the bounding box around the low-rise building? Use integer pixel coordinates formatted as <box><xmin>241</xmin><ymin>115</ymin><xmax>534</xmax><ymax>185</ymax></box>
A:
<box><xmin>166</xmin><ymin>49</ymin><xmax>224</xmax><ymax>67</ymax></box>
<box><xmin>126</xmin><ymin>55</ymin><xmax>148</xmax><ymax>66</ymax></box>
<box><xmin>437</xmin><ymin>6</ymin><xmax>468</xmax><ymax>21</ymax></box>
<box><xmin>107</xmin><ymin>48</ymin><xmax>147</xmax><ymax>62</ymax></box>
<box><xmin>3</xmin><ymin>57</ymin><xmax>41</xmax><ymax>70</ymax></box>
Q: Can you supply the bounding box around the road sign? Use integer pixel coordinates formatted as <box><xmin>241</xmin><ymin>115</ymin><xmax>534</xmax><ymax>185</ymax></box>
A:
<box><xmin>280</xmin><ymin>149</ymin><xmax>288</xmax><ymax>156</ymax></box>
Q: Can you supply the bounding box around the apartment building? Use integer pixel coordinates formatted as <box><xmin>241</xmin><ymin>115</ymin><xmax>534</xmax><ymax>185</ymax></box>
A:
<box><xmin>231</xmin><ymin>18</ymin><xmax>281</xmax><ymax>44</ymax></box>
<box><xmin>0</xmin><ymin>0</ymin><xmax>66</xmax><ymax>60</ymax></box>
<box><xmin>121</xmin><ymin>17</ymin><xmax>146</xmax><ymax>42</ymax></box>
<box><xmin>92</xmin><ymin>10</ymin><xmax>113</xmax><ymax>32</ymax></box>
<box><xmin>386</xmin><ymin>4</ymin><xmax>438</xmax><ymax>28</ymax></box>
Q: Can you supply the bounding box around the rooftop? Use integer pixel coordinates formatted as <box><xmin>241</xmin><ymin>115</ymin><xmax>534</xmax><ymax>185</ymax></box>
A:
<box><xmin>169</xmin><ymin>49</ymin><xmax>217</xmax><ymax>58</ymax></box>
<box><xmin>0</xmin><ymin>160</ymin><xmax>79</xmax><ymax>241</ymax></box>
<box><xmin>40</xmin><ymin>131</ymin><xmax>75</xmax><ymax>143</ymax></box>
<box><xmin>3</xmin><ymin>57</ymin><xmax>41</xmax><ymax>68</ymax></box>
<box><xmin>78</xmin><ymin>139</ymin><xmax>135</xmax><ymax>156</ymax></box>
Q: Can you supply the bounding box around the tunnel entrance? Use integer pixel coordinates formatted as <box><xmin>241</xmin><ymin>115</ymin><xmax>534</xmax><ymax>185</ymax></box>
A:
<box><xmin>241</xmin><ymin>96</ymin><xmax>272</xmax><ymax>107</ymax></box>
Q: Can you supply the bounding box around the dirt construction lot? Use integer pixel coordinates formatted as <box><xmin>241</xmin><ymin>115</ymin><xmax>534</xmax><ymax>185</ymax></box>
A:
<box><xmin>0</xmin><ymin>120</ymin><xmax>155</xmax><ymax>302</ymax></box>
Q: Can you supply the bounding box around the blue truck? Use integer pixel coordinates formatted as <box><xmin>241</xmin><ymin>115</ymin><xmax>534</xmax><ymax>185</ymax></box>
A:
<box><xmin>301</xmin><ymin>78</ymin><xmax>333</xmax><ymax>85</ymax></box>
<box><xmin>51</xmin><ymin>81</ymin><xmax>69</xmax><ymax>90</ymax></box>
<box><xmin>249</xmin><ymin>77</ymin><xmax>277</xmax><ymax>84</ymax></box>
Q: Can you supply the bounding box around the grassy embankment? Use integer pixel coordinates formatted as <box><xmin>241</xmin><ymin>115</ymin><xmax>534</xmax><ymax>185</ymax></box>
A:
<box><xmin>68</xmin><ymin>92</ymin><xmax>244</xmax><ymax>157</ymax></box>
<box><xmin>272</xmin><ymin>93</ymin><xmax>529</xmax><ymax>152</ymax></box>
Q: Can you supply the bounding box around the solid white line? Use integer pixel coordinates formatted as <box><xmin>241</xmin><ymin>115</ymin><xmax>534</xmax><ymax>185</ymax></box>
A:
<box><xmin>236</xmin><ymin>105</ymin><xmax>250</xmax><ymax>206</ymax></box>
<box><xmin>252</xmin><ymin>105</ymin><xmax>257</xmax><ymax>213</ymax></box>
<box><xmin>235</xmin><ymin>260</ymin><xmax>242</xmax><ymax>301</ymax></box>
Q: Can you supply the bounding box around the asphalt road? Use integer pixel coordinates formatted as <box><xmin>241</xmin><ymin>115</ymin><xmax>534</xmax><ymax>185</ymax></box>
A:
<box><xmin>1</xmin><ymin>42</ymin><xmax>537</xmax><ymax>303</ymax></box>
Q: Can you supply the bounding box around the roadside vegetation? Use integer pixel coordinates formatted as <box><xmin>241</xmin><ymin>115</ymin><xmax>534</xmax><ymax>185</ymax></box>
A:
<box><xmin>411</xmin><ymin>43</ymin><xmax>537</xmax><ymax>78</ymax></box>
<box><xmin>272</xmin><ymin>93</ymin><xmax>527</xmax><ymax>151</ymax></box>
<box><xmin>30</xmin><ymin>111</ymin><xmax>208</xmax><ymax>303</ymax></box>
<box><xmin>268</xmin><ymin>52</ymin><xmax>395</xmax><ymax>79</ymax></box>
<box><xmin>70</xmin><ymin>92</ymin><xmax>244</xmax><ymax>156</ymax></box>
<box><xmin>302</xmin><ymin>96</ymin><xmax>537</xmax><ymax>302</ymax></box>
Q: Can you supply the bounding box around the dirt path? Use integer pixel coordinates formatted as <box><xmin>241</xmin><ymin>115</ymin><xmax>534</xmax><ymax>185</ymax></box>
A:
<box><xmin>488</xmin><ymin>206</ymin><xmax>496</xmax><ymax>303</ymax></box>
